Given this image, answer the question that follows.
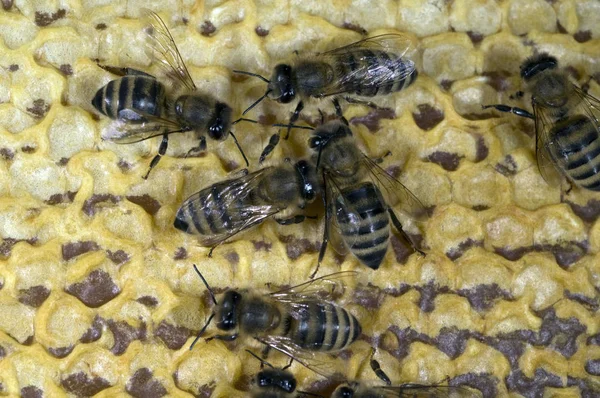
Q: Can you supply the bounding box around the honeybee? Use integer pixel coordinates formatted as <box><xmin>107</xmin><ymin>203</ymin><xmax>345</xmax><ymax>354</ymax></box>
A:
<box><xmin>483</xmin><ymin>53</ymin><xmax>600</xmax><ymax>191</ymax></box>
<box><xmin>190</xmin><ymin>265</ymin><xmax>362</xmax><ymax>376</ymax></box>
<box><xmin>174</xmin><ymin>160</ymin><xmax>318</xmax><ymax>256</ymax></box>
<box><xmin>92</xmin><ymin>9</ymin><xmax>248</xmax><ymax>179</ymax></box>
<box><xmin>234</xmin><ymin>34</ymin><xmax>419</xmax><ymax>162</ymax></box>
<box><xmin>305</xmin><ymin>119</ymin><xmax>427</xmax><ymax>277</ymax></box>
<box><xmin>332</xmin><ymin>349</ymin><xmax>478</xmax><ymax>397</ymax></box>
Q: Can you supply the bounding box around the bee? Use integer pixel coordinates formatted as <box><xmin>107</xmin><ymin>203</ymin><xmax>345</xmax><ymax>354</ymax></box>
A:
<box><xmin>331</xmin><ymin>349</ymin><xmax>478</xmax><ymax>397</ymax></box>
<box><xmin>483</xmin><ymin>53</ymin><xmax>600</xmax><ymax>191</ymax></box>
<box><xmin>174</xmin><ymin>160</ymin><xmax>318</xmax><ymax>256</ymax></box>
<box><xmin>234</xmin><ymin>34</ymin><xmax>419</xmax><ymax>162</ymax></box>
<box><xmin>303</xmin><ymin>119</ymin><xmax>426</xmax><ymax>277</ymax></box>
<box><xmin>246</xmin><ymin>350</ymin><xmax>321</xmax><ymax>398</ymax></box>
<box><xmin>92</xmin><ymin>9</ymin><xmax>248</xmax><ymax>179</ymax></box>
<box><xmin>190</xmin><ymin>265</ymin><xmax>362</xmax><ymax>376</ymax></box>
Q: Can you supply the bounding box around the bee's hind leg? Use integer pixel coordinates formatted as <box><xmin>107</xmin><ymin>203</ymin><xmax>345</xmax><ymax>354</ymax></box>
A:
<box><xmin>332</xmin><ymin>98</ymin><xmax>348</xmax><ymax>125</ymax></box>
<box><xmin>284</xmin><ymin>101</ymin><xmax>305</xmax><ymax>139</ymax></box>
<box><xmin>388</xmin><ymin>209</ymin><xmax>425</xmax><ymax>256</ymax></box>
<box><xmin>481</xmin><ymin>104</ymin><xmax>534</xmax><ymax>119</ymax></box>
<box><xmin>259</xmin><ymin>132</ymin><xmax>281</xmax><ymax>163</ymax></box>
<box><xmin>143</xmin><ymin>133</ymin><xmax>169</xmax><ymax>179</ymax></box>
<box><xmin>369</xmin><ymin>349</ymin><xmax>391</xmax><ymax>385</ymax></box>
<box><xmin>343</xmin><ymin>96</ymin><xmax>384</xmax><ymax>111</ymax></box>
<box><xmin>97</xmin><ymin>65</ymin><xmax>154</xmax><ymax>78</ymax></box>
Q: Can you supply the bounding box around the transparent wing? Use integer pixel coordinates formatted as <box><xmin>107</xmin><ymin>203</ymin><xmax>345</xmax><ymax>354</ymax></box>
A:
<box><xmin>256</xmin><ymin>335</ymin><xmax>341</xmax><ymax>379</ymax></box>
<box><xmin>101</xmin><ymin>109</ymin><xmax>183</xmax><ymax>143</ymax></box>
<box><xmin>269</xmin><ymin>271</ymin><xmax>357</xmax><ymax>302</ymax></box>
<box><xmin>532</xmin><ymin>101</ymin><xmax>565</xmax><ymax>187</ymax></box>
<box><xmin>318</xmin><ymin>33</ymin><xmax>418</xmax><ymax>97</ymax></box>
<box><xmin>361</xmin><ymin>155</ymin><xmax>427</xmax><ymax>222</ymax></box>
<box><xmin>175</xmin><ymin>168</ymin><xmax>283</xmax><ymax>247</ymax></box>
<box><xmin>324</xmin><ymin>174</ymin><xmax>351</xmax><ymax>256</ymax></box>
<box><xmin>141</xmin><ymin>9</ymin><xmax>196</xmax><ymax>92</ymax></box>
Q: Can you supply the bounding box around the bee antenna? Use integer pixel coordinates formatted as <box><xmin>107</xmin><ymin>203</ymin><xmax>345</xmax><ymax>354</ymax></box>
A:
<box><xmin>192</xmin><ymin>264</ymin><xmax>217</xmax><ymax>305</ymax></box>
<box><xmin>229</xmin><ymin>131</ymin><xmax>249</xmax><ymax>167</ymax></box>
<box><xmin>233</xmin><ymin>70</ymin><xmax>270</xmax><ymax>83</ymax></box>
<box><xmin>189</xmin><ymin>312</ymin><xmax>215</xmax><ymax>350</ymax></box>
<box><xmin>246</xmin><ymin>349</ymin><xmax>274</xmax><ymax>369</ymax></box>
<box><xmin>242</xmin><ymin>89</ymin><xmax>272</xmax><ymax>115</ymax></box>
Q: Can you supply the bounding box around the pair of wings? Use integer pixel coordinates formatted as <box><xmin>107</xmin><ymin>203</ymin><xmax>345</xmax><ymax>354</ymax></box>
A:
<box><xmin>102</xmin><ymin>9</ymin><xmax>198</xmax><ymax>144</ymax></box>
<box><xmin>304</xmin><ymin>33</ymin><xmax>418</xmax><ymax>97</ymax></box>
<box><xmin>534</xmin><ymin>84</ymin><xmax>600</xmax><ymax>187</ymax></box>
<box><xmin>175</xmin><ymin>167</ymin><xmax>286</xmax><ymax>247</ymax></box>
<box><xmin>324</xmin><ymin>154</ymin><xmax>427</xmax><ymax>256</ymax></box>
<box><xmin>257</xmin><ymin>271</ymin><xmax>358</xmax><ymax>378</ymax></box>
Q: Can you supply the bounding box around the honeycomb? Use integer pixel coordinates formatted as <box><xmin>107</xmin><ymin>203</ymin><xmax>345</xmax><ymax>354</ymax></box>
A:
<box><xmin>0</xmin><ymin>0</ymin><xmax>599</xmax><ymax>397</ymax></box>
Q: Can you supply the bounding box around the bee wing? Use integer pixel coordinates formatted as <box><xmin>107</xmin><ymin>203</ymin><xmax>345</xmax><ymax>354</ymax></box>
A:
<box><xmin>256</xmin><ymin>335</ymin><xmax>340</xmax><ymax>379</ymax></box>
<box><xmin>101</xmin><ymin>109</ymin><xmax>183</xmax><ymax>143</ymax></box>
<box><xmin>269</xmin><ymin>271</ymin><xmax>357</xmax><ymax>302</ymax></box>
<box><xmin>361</xmin><ymin>155</ymin><xmax>428</xmax><ymax>222</ymax></box>
<box><xmin>176</xmin><ymin>168</ymin><xmax>283</xmax><ymax>247</ymax></box>
<box><xmin>324</xmin><ymin>174</ymin><xmax>351</xmax><ymax>256</ymax></box>
<box><xmin>318</xmin><ymin>33</ymin><xmax>418</xmax><ymax>97</ymax></box>
<box><xmin>140</xmin><ymin>9</ymin><xmax>197</xmax><ymax>92</ymax></box>
<box><xmin>532</xmin><ymin>101</ymin><xmax>565</xmax><ymax>187</ymax></box>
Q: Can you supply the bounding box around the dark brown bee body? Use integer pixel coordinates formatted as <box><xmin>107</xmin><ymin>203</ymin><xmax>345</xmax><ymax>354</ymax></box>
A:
<box><xmin>484</xmin><ymin>53</ymin><xmax>600</xmax><ymax>192</ymax></box>
<box><xmin>288</xmin><ymin>301</ymin><xmax>361</xmax><ymax>352</ymax></box>
<box><xmin>330</xmin><ymin>49</ymin><xmax>418</xmax><ymax>97</ymax></box>
<box><xmin>174</xmin><ymin>161</ymin><xmax>318</xmax><ymax>250</ymax></box>
<box><xmin>92</xmin><ymin>76</ymin><xmax>166</xmax><ymax>121</ymax></box>
<box><xmin>335</xmin><ymin>182</ymin><xmax>390</xmax><ymax>270</ymax></box>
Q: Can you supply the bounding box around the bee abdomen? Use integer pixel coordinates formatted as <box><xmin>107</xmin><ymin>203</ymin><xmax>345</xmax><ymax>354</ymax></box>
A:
<box><xmin>336</xmin><ymin>49</ymin><xmax>417</xmax><ymax>97</ymax></box>
<box><xmin>336</xmin><ymin>183</ymin><xmax>390</xmax><ymax>270</ymax></box>
<box><xmin>92</xmin><ymin>76</ymin><xmax>165</xmax><ymax>120</ymax></box>
<box><xmin>552</xmin><ymin>115</ymin><xmax>600</xmax><ymax>191</ymax></box>
<box><xmin>292</xmin><ymin>302</ymin><xmax>361</xmax><ymax>352</ymax></box>
<box><xmin>174</xmin><ymin>183</ymin><xmax>241</xmax><ymax>236</ymax></box>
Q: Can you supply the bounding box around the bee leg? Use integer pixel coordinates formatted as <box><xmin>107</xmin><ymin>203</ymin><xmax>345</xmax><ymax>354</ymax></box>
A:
<box><xmin>388</xmin><ymin>209</ymin><xmax>425</xmax><ymax>256</ymax></box>
<box><xmin>143</xmin><ymin>134</ymin><xmax>169</xmax><ymax>179</ymax></box>
<box><xmin>343</xmin><ymin>96</ymin><xmax>383</xmax><ymax>111</ymax></box>
<box><xmin>261</xmin><ymin>343</ymin><xmax>271</xmax><ymax>360</ymax></box>
<box><xmin>259</xmin><ymin>132</ymin><xmax>281</xmax><ymax>163</ymax></box>
<box><xmin>185</xmin><ymin>136</ymin><xmax>207</xmax><ymax>158</ymax></box>
<box><xmin>371</xmin><ymin>150</ymin><xmax>392</xmax><ymax>164</ymax></box>
<box><xmin>97</xmin><ymin>65</ymin><xmax>154</xmax><ymax>78</ymax></box>
<box><xmin>285</xmin><ymin>101</ymin><xmax>304</xmax><ymax>139</ymax></box>
<box><xmin>312</xmin><ymin>188</ymin><xmax>331</xmax><ymax>279</ymax></box>
<box><xmin>369</xmin><ymin>349</ymin><xmax>391</xmax><ymax>385</ymax></box>
<box><xmin>229</xmin><ymin>131</ymin><xmax>249</xmax><ymax>167</ymax></box>
<box><xmin>481</xmin><ymin>104</ymin><xmax>534</xmax><ymax>119</ymax></box>
<box><xmin>282</xmin><ymin>356</ymin><xmax>294</xmax><ymax>370</ymax></box>
<box><xmin>332</xmin><ymin>98</ymin><xmax>349</xmax><ymax>125</ymax></box>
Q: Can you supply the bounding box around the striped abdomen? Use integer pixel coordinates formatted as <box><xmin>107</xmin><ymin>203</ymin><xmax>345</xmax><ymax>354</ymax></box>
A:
<box><xmin>334</xmin><ymin>49</ymin><xmax>417</xmax><ymax>97</ymax></box>
<box><xmin>551</xmin><ymin>114</ymin><xmax>600</xmax><ymax>191</ymax></box>
<box><xmin>335</xmin><ymin>182</ymin><xmax>390</xmax><ymax>270</ymax></box>
<box><xmin>92</xmin><ymin>76</ymin><xmax>166</xmax><ymax>120</ymax></box>
<box><xmin>174</xmin><ymin>180</ymin><xmax>251</xmax><ymax>238</ymax></box>
<box><xmin>289</xmin><ymin>301</ymin><xmax>361</xmax><ymax>352</ymax></box>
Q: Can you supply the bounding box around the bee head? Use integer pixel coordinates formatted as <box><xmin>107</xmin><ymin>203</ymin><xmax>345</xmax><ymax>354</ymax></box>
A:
<box><xmin>217</xmin><ymin>290</ymin><xmax>242</xmax><ymax>330</ymax></box>
<box><xmin>256</xmin><ymin>369</ymin><xmax>296</xmax><ymax>393</ymax></box>
<box><xmin>332</xmin><ymin>385</ymin><xmax>354</xmax><ymax>398</ymax></box>
<box><xmin>295</xmin><ymin>160</ymin><xmax>318</xmax><ymax>203</ymax></box>
<box><xmin>208</xmin><ymin>102</ymin><xmax>232</xmax><ymax>141</ymax></box>
<box><xmin>521</xmin><ymin>53</ymin><xmax>558</xmax><ymax>81</ymax></box>
<box><xmin>269</xmin><ymin>64</ymin><xmax>296</xmax><ymax>104</ymax></box>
